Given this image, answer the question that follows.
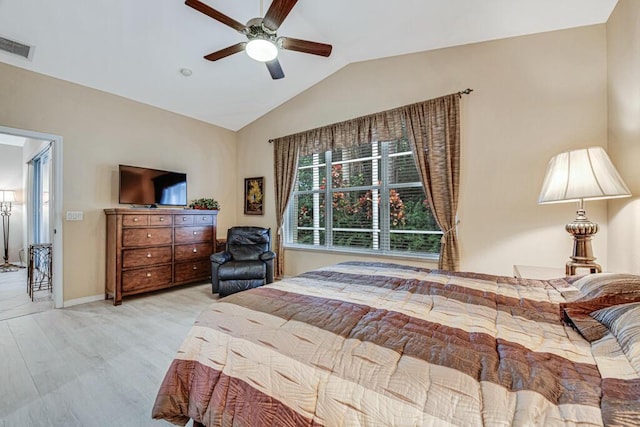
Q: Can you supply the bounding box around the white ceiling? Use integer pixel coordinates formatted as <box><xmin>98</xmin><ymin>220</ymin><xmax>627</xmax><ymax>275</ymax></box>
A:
<box><xmin>0</xmin><ymin>0</ymin><xmax>618</xmax><ymax>131</ymax></box>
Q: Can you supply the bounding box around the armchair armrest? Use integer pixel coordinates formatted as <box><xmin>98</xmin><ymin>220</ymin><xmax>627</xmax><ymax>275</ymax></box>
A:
<box><xmin>210</xmin><ymin>252</ymin><xmax>232</xmax><ymax>265</ymax></box>
<box><xmin>259</xmin><ymin>251</ymin><xmax>276</xmax><ymax>262</ymax></box>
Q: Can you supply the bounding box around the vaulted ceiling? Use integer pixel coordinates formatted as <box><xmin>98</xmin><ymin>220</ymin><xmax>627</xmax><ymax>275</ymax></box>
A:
<box><xmin>0</xmin><ymin>0</ymin><xmax>618</xmax><ymax>131</ymax></box>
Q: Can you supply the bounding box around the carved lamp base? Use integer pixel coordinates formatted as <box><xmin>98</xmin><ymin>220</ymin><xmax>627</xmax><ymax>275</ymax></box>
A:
<box><xmin>565</xmin><ymin>208</ymin><xmax>602</xmax><ymax>276</ymax></box>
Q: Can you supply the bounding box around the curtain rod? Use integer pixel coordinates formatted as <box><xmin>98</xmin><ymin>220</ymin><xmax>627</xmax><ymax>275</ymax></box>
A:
<box><xmin>268</xmin><ymin>88</ymin><xmax>473</xmax><ymax>143</ymax></box>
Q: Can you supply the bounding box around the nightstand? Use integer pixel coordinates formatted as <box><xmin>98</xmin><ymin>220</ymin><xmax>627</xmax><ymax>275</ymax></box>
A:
<box><xmin>513</xmin><ymin>265</ymin><xmax>565</xmax><ymax>280</ymax></box>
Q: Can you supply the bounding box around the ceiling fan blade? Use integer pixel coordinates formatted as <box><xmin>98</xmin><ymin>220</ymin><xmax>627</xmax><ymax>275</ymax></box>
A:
<box><xmin>204</xmin><ymin>43</ymin><xmax>246</xmax><ymax>61</ymax></box>
<box><xmin>185</xmin><ymin>0</ymin><xmax>246</xmax><ymax>32</ymax></box>
<box><xmin>266</xmin><ymin>59</ymin><xmax>285</xmax><ymax>80</ymax></box>
<box><xmin>279</xmin><ymin>37</ymin><xmax>332</xmax><ymax>57</ymax></box>
<box><xmin>262</xmin><ymin>0</ymin><xmax>298</xmax><ymax>31</ymax></box>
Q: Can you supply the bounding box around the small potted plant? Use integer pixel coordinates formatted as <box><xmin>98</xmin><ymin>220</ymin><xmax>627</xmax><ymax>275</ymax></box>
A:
<box><xmin>189</xmin><ymin>198</ymin><xmax>220</xmax><ymax>210</ymax></box>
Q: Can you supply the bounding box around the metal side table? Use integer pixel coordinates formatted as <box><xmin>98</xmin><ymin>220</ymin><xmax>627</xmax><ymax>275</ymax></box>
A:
<box><xmin>28</xmin><ymin>243</ymin><xmax>52</xmax><ymax>301</ymax></box>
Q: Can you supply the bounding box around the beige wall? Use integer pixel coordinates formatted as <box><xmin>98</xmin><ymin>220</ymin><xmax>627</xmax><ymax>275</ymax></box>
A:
<box><xmin>237</xmin><ymin>25</ymin><xmax>609</xmax><ymax>277</ymax></box>
<box><xmin>0</xmin><ymin>21</ymin><xmax>617</xmax><ymax>299</ymax></box>
<box><xmin>0</xmin><ymin>144</ymin><xmax>24</xmax><ymax>263</ymax></box>
<box><xmin>0</xmin><ymin>62</ymin><xmax>237</xmax><ymax>301</ymax></box>
<box><xmin>606</xmin><ymin>0</ymin><xmax>640</xmax><ymax>274</ymax></box>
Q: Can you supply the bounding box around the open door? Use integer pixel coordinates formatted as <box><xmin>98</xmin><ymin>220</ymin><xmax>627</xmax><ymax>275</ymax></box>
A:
<box><xmin>0</xmin><ymin>125</ymin><xmax>63</xmax><ymax>308</ymax></box>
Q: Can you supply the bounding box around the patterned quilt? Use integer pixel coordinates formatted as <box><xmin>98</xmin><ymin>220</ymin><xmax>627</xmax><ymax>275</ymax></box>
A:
<box><xmin>152</xmin><ymin>261</ymin><xmax>639</xmax><ymax>426</ymax></box>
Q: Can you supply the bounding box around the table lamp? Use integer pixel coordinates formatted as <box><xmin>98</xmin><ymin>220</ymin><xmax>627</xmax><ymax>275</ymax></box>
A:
<box><xmin>538</xmin><ymin>147</ymin><xmax>631</xmax><ymax>275</ymax></box>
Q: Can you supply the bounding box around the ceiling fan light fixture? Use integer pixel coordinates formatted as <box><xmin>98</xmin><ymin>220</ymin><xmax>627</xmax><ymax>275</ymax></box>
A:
<box><xmin>245</xmin><ymin>38</ymin><xmax>278</xmax><ymax>62</ymax></box>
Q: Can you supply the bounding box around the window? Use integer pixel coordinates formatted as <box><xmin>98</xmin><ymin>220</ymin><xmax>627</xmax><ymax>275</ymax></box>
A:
<box><xmin>285</xmin><ymin>138</ymin><xmax>442</xmax><ymax>257</ymax></box>
<box><xmin>30</xmin><ymin>145</ymin><xmax>51</xmax><ymax>244</ymax></box>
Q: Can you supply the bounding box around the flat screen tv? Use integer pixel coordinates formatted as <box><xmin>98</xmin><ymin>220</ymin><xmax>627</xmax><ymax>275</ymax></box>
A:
<box><xmin>119</xmin><ymin>164</ymin><xmax>187</xmax><ymax>207</ymax></box>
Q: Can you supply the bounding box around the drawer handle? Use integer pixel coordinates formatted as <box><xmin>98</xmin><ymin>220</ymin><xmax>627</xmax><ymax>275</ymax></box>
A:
<box><xmin>133</xmin><ymin>218</ymin><xmax>139</xmax><ymax>222</ymax></box>
<box><xmin>202</xmin><ymin>217</ymin><xmax>207</xmax><ymax>221</ymax></box>
<box><xmin>192</xmin><ymin>266</ymin><xmax>198</xmax><ymax>270</ymax></box>
<box><xmin>193</xmin><ymin>231</ymin><xmax>198</xmax><ymax>235</ymax></box>
<box><xmin>159</xmin><ymin>217</ymin><xmax>164</xmax><ymax>221</ymax></box>
<box><xmin>146</xmin><ymin>272</ymin><xmax>152</xmax><ymax>277</ymax></box>
<box><xmin>147</xmin><ymin>233</ymin><xmax>152</xmax><ymax>238</ymax></box>
<box><xmin>192</xmin><ymin>248</ymin><xmax>198</xmax><ymax>253</ymax></box>
<box><xmin>183</xmin><ymin>217</ymin><xmax>187</xmax><ymax>221</ymax></box>
<box><xmin>146</xmin><ymin>253</ymin><xmax>152</xmax><ymax>258</ymax></box>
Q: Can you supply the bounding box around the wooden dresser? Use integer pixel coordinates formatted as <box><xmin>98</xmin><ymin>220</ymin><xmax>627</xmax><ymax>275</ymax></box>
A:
<box><xmin>104</xmin><ymin>208</ymin><xmax>217</xmax><ymax>305</ymax></box>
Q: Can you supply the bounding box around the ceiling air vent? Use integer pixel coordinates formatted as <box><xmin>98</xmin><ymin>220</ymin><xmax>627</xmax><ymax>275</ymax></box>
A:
<box><xmin>0</xmin><ymin>36</ymin><xmax>33</xmax><ymax>60</ymax></box>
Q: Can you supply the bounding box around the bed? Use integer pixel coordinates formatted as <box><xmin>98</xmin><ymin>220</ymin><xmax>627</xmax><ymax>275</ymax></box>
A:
<box><xmin>152</xmin><ymin>261</ymin><xmax>640</xmax><ymax>426</ymax></box>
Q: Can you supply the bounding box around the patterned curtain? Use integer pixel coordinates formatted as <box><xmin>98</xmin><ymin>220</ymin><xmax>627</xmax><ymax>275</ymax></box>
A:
<box><xmin>403</xmin><ymin>94</ymin><xmax>461</xmax><ymax>271</ymax></box>
<box><xmin>272</xmin><ymin>136</ymin><xmax>300</xmax><ymax>279</ymax></box>
<box><xmin>270</xmin><ymin>92</ymin><xmax>462</xmax><ymax>273</ymax></box>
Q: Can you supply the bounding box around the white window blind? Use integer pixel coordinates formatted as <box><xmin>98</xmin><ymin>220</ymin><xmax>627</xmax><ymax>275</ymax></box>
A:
<box><xmin>286</xmin><ymin>139</ymin><xmax>442</xmax><ymax>256</ymax></box>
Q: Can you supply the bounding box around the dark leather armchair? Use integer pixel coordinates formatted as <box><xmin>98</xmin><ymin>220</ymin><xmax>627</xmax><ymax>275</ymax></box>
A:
<box><xmin>210</xmin><ymin>226</ymin><xmax>275</xmax><ymax>297</ymax></box>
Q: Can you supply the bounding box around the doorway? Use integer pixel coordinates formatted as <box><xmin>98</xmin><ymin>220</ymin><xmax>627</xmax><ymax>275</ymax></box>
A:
<box><xmin>0</xmin><ymin>126</ymin><xmax>63</xmax><ymax>309</ymax></box>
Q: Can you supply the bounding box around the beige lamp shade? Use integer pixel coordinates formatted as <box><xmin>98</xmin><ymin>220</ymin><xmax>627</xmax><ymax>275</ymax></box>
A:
<box><xmin>0</xmin><ymin>190</ymin><xmax>16</xmax><ymax>203</ymax></box>
<box><xmin>538</xmin><ymin>146</ymin><xmax>631</xmax><ymax>204</ymax></box>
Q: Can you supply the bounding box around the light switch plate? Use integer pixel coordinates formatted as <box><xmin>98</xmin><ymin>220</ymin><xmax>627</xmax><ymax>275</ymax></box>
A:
<box><xmin>66</xmin><ymin>211</ymin><xmax>83</xmax><ymax>221</ymax></box>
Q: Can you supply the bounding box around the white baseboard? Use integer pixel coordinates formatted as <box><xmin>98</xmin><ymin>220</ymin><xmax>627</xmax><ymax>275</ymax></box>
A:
<box><xmin>63</xmin><ymin>294</ymin><xmax>104</xmax><ymax>307</ymax></box>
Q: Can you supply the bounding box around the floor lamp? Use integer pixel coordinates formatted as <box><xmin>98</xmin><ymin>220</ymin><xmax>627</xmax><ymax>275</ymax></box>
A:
<box><xmin>1</xmin><ymin>190</ymin><xmax>22</xmax><ymax>273</ymax></box>
<box><xmin>538</xmin><ymin>147</ymin><xmax>631</xmax><ymax>275</ymax></box>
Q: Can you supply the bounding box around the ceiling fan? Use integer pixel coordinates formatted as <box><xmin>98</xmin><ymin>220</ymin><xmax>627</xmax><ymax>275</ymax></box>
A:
<box><xmin>185</xmin><ymin>0</ymin><xmax>333</xmax><ymax>80</ymax></box>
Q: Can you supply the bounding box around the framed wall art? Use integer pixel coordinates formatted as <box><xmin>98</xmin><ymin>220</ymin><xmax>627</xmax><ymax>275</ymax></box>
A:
<box><xmin>244</xmin><ymin>177</ymin><xmax>264</xmax><ymax>215</ymax></box>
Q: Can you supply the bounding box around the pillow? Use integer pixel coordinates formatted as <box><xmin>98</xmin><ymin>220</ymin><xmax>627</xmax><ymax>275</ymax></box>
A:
<box><xmin>559</xmin><ymin>273</ymin><xmax>640</xmax><ymax>341</ymax></box>
<box><xmin>569</xmin><ymin>273</ymin><xmax>640</xmax><ymax>302</ymax></box>
<box><xmin>591</xmin><ymin>302</ymin><xmax>640</xmax><ymax>371</ymax></box>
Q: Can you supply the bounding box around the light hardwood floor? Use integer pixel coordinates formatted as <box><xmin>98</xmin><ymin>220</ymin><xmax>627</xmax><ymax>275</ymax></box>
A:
<box><xmin>0</xmin><ymin>279</ymin><xmax>218</xmax><ymax>426</ymax></box>
<box><xmin>0</xmin><ymin>269</ymin><xmax>53</xmax><ymax>322</ymax></box>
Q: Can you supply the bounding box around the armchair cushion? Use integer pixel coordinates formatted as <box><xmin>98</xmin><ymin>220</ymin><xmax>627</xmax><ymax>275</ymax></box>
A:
<box><xmin>219</xmin><ymin>280</ymin><xmax>265</xmax><ymax>297</ymax></box>
<box><xmin>228</xmin><ymin>245</ymin><xmax>264</xmax><ymax>261</ymax></box>
<box><xmin>259</xmin><ymin>251</ymin><xmax>276</xmax><ymax>262</ymax></box>
<box><xmin>219</xmin><ymin>260</ymin><xmax>266</xmax><ymax>281</ymax></box>
<box><xmin>227</xmin><ymin>227</ymin><xmax>271</xmax><ymax>261</ymax></box>
<box><xmin>210</xmin><ymin>252</ymin><xmax>231</xmax><ymax>265</ymax></box>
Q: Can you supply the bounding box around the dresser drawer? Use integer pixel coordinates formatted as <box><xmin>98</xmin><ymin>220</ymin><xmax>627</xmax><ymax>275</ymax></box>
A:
<box><xmin>122</xmin><ymin>265</ymin><xmax>172</xmax><ymax>292</ymax></box>
<box><xmin>149</xmin><ymin>214</ymin><xmax>173</xmax><ymax>226</ymax></box>
<box><xmin>194</xmin><ymin>214</ymin><xmax>214</xmax><ymax>225</ymax></box>
<box><xmin>175</xmin><ymin>260</ymin><xmax>210</xmax><ymax>282</ymax></box>
<box><xmin>122</xmin><ymin>227</ymin><xmax>172</xmax><ymax>247</ymax></box>
<box><xmin>175</xmin><ymin>242</ymin><xmax>212</xmax><ymax>262</ymax></box>
<box><xmin>122</xmin><ymin>215</ymin><xmax>149</xmax><ymax>227</ymax></box>
<box><xmin>175</xmin><ymin>214</ymin><xmax>194</xmax><ymax>225</ymax></box>
<box><xmin>122</xmin><ymin>246</ymin><xmax>172</xmax><ymax>268</ymax></box>
<box><xmin>175</xmin><ymin>226</ymin><xmax>213</xmax><ymax>244</ymax></box>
